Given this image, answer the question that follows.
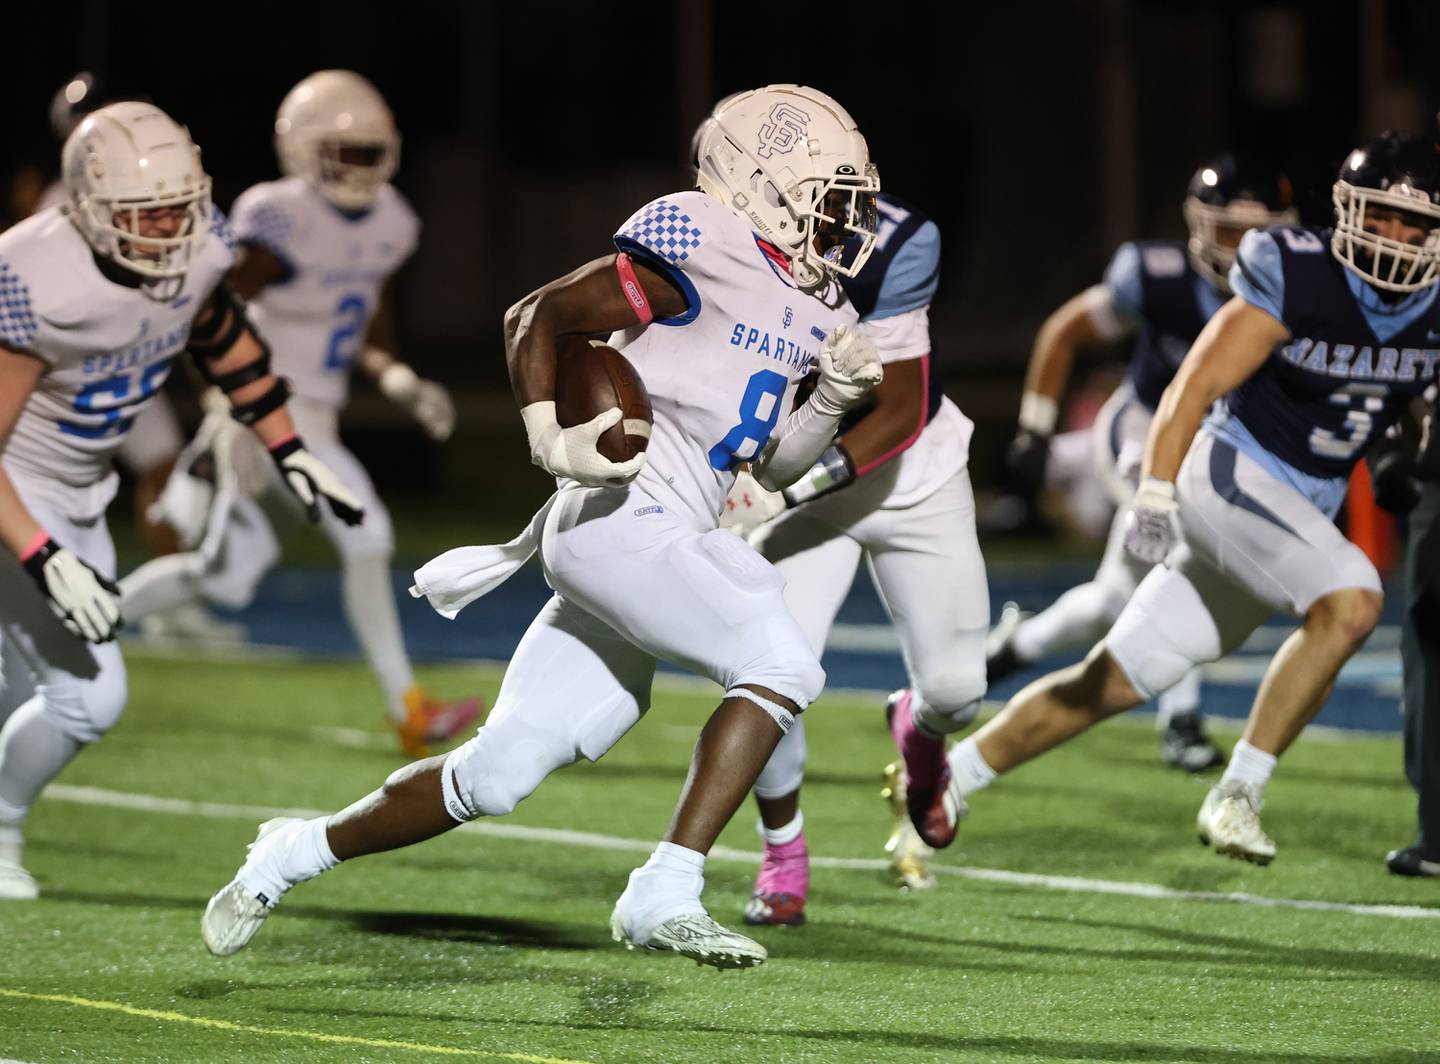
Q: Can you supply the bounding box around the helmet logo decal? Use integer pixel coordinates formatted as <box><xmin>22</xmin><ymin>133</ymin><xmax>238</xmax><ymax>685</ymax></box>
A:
<box><xmin>756</xmin><ymin>103</ymin><xmax>810</xmax><ymax>159</ymax></box>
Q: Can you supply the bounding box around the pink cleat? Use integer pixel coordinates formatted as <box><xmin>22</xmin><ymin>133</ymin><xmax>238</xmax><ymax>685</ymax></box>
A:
<box><xmin>743</xmin><ymin>832</ymin><xmax>809</xmax><ymax>927</ymax></box>
<box><xmin>392</xmin><ymin>688</ymin><xmax>485</xmax><ymax>758</ymax></box>
<box><xmin>886</xmin><ymin>688</ymin><xmax>958</xmax><ymax>849</ymax></box>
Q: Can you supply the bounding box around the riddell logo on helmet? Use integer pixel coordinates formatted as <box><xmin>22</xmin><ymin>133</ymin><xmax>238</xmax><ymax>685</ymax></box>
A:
<box><xmin>756</xmin><ymin>103</ymin><xmax>810</xmax><ymax>159</ymax></box>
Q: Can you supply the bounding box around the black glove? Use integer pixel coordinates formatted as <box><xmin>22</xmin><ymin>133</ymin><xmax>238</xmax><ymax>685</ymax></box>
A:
<box><xmin>1371</xmin><ymin>450</ymin><xmax>1421</xmax><ymax>515</ymax></box>
<box><xmin>1006</xmin><ymin>430</ymin><xmax>1051</xmax><ymax>498</ymax></box>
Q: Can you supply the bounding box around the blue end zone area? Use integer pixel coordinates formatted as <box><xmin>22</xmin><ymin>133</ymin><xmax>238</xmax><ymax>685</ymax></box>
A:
<box><xmin>228</xmin><ymin>559</ymin><xmax>1405</xmax><ymax>733</ymax></box>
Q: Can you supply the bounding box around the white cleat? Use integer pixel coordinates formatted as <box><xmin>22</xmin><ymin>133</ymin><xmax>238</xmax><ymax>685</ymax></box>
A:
<box><xmin>202</xmin><ymin>880</ymin><xmax>274</xmax><ymax>956</ymax></box>
<box><xmin>1197</xmin><ymin>781</ymin><xmax>1275</xmax><ymax>866</ymax></box>
<box><xmin>201</xmin><ymin>817</ymin><xmax>297</xmax><ymax>955</ymax></box>
<box><xmin>0</xmin><ymin>852</ymin><xmax>39</xmax><ymax>900</ymax></box>
<box><xmin>611</xmin><ymin>909</ymin><xmax>767</xmax><ymax>970</ymax></box>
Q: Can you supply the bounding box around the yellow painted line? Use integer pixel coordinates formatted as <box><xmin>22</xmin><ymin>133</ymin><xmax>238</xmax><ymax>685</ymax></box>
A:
<box><xmin>0</xmin><ymin>989</ymin><xmax>596</xmax><ymax>1064</ymax></box>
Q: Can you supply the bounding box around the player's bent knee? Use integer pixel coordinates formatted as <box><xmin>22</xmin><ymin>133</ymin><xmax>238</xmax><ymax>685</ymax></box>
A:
<box><xmin>1309</xmin><ymin>587</ymin><xmax>1383</xmax><ymax>648</ymax></box>
<box><xmin>40</xmin><ymin>677</ymin><xmax>128</xmax><ymax>744</ymax></box>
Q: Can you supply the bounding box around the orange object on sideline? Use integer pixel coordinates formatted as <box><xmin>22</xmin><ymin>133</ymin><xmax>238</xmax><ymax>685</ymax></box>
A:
<box><xmin>1348</xmin><ymin>461</ymin><xmax>1398</xmax><ymax>573</ymax></box>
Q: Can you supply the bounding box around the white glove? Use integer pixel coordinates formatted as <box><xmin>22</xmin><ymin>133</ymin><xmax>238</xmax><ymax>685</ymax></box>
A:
<box><xmin>271</xmin><ymin>438</ymin><xmax>366</xmax><ymax>525</ymax></box>
<box><xmin>1122</xmin><ymin>476</ymin><xmax>1178</xmax><ymax>564</ymax></box>
<box><xmin>380</xmin><ymin>363</ymin><xmax>456</xmax><ymax>442</ymax></box>
<box><xmin>520</xmin><ymin>401</ymin><xmax>645</xmax><ymax>487</ymax></box>
<box><xmin>22</xmin><ymin>539</ymin><xmax>121</xmax><ymax>643</ymax></box>
<box><xmin>812</xmin><ymin>323</ymin><xmax>884</xmax><ymax>416</ymax></box>
<box><xmin>720</xmin><ymin>470</ymin><xmax>786</xmax><ymax>537</ymax></box>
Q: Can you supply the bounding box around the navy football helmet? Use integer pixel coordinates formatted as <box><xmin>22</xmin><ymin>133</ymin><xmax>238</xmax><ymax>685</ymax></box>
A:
<box><xmin>1183</xmin><ymin>154</ymin><xmax>1297</xmax><ymax>292</ymax></box>
<box><xmin>1332</xmin><ymin>133</ymin><xmax>1440</xmax><ymax>293</ymax></box>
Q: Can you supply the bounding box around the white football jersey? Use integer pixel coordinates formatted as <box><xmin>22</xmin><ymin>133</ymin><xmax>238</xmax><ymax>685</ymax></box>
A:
<box><xmin>230</xmin><ymin>177</ymin><xmax>420</xmax><ymax>409</ymax></box>
<box><xmin>0</xmin><ymin>206</ymin><xmax>235</xmax><ymax>514</ymax></box>
<box><xmin>610</xmin><ymin>190</ymin><xmax>858</xmax><ymax>527</ymax></box>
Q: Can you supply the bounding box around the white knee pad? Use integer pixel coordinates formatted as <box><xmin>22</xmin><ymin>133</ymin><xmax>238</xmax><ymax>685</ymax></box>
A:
<box><xmin>910</xmin><ymin>662</ymin><xmax>986</xmax><ymax>735</ymax></box>
<box><xmin>1107</xmin><ymin>565</ymin><xmax>1221</xmax><ymax>701</ymax></box>
<box><xmin>753</xmin><ymin>719</ymin><xmax>807</xmax><ymax>799</ymax></box>
<box><xmin>440</xmin><ymin>686</ymin><xmax>646</xmax><ymax>822</ymax></box>
<box><xmin>40</xmin><ymin>675</ymin><xmax>127</xmax><ymax>745</ymax></box>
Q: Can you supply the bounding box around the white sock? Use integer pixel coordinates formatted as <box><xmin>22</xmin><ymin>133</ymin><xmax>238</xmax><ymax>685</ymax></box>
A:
<box><xmin>241</xmin><ymin>817</ymin><xmax>339</xmax><ymax>903</ymax></box>
<box><xmin>341</xmin><ymin>554</ymin><xmax>415</xmax><ymax>721</ymax></box>
<box><xmin>0</xmin><ymin>697</ymin><xmax>83</xmax><ymax>821</ymax></box>
<box><xmin>947</xmin><ymin>737</ymin><xmax>998</xmax><ymax>799</ymax></box>
<box><xmin>1156</xmin><ymin>668</ymin><xmax>1202</xmax><ymax>729</ymax></box>
<box><xmin>1011</xmin><ymin>582</ymin><xmax>1119</xmax><ymax>663</ymax></box>
<box><xmin>1220</xmin><ymin>739</ymin><xmax>1276</xmax><ymax>794</ymax></box>
<box><xmin>759</xmin><ymin>811</ymin><xmax>804</xmax><ymax>847</ymax></box>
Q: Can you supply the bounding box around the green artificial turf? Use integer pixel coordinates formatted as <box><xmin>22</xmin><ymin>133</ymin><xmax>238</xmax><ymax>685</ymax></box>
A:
<box><xmin>1</xmin><ymin>655</ymin><xmax>1436</xmax><ymax>1063</ymax></box>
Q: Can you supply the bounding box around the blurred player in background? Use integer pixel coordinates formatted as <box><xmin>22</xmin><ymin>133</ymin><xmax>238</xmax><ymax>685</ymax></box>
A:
<box><xmin>4</xmin><ymin>73</ymin><xmax>228</xmax><ymax>641</ymax></box>
<box><xmin>928</xmin><ymin>133</ymin><xmax>1440</xmax><ymax>864</ymax></box>
<box><xmin>118</xmin><ymin>71</ymin><xmax>479</xmax><ymax>757</ymax></box>
<box><xmin>989</xmin><ymin>155</ymin><xmax>1296</xmax><ymax>771</ymax></box>
<box><xmin>202</xmin><ymin>85</ymin><xmax>883</xmax><ymax>969</ymax></box>
<box><xmin>0</xmin><ymin>102</ymin><xmax>363</xmax><ymax>898</ymax></box>
<box><xmin>722</xmin><ymin>183</ymin><xmax>985</xmax><ymax>922</ymax></box>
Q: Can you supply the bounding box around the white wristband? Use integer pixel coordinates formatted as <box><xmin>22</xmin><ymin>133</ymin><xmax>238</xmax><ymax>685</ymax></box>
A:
<box><xmin>520</xmin><ymin>401</ymin><xmax>558</xmax><ymax>447</ymax></box>
<box><xmin>378</xmin><ymin>362</ymin><xmax>420</xmax><ymax>401</ymax></box>
<box><xmin>1137</xmin><ymin>475</ymin><xmax>1176</xmax><ymax>502</ymax></box>
<box><xmin>1019</xmin><ymin>392</ymin><xmax>1059</xmax><ymax>436</ymax></box>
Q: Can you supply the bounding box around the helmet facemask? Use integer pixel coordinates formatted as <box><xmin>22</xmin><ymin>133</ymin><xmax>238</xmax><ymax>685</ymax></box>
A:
<box><xmin>1183</xmin><ymin>196</ymin><xmax>1297</xmax><ymax>293</ymax></box>
<box><xmin>309</xmin><ymin>134</ymin><xmax>398</xmax><ymax>211</ymax></box>
<box><xmin>1331</xmin><ymin>181</ymin><xmax>1440</xmax><ymax>294</ymax></box>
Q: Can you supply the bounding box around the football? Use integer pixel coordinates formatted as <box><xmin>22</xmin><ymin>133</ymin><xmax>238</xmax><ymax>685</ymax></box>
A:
<box><xmin>554</xmin><ymin>336</ymin><xmax>652</xmax><ymax>462</ymax></box>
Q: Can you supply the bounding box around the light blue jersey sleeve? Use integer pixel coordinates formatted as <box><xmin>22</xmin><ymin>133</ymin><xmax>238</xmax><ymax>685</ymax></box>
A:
<box><xmin>866</xmin><ymin>220</ymin><xmax>941</xmax><ymax>321</ymax></box>
<box><xmin>1100</xmin><ymin>242</ymin><xmax>1146</xmax><ymax>320</ymax></box>
<box><xmin>1230</xmin><ymin>229</ymin><xmax>1285</xmax><ymax>322</ymax></box>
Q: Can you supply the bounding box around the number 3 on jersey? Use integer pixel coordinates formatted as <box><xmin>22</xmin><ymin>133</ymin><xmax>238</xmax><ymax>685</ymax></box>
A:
<box><xmin>325</xmin><ymin>293</ymin><xmax>369</xmax><ymax>371</ymax></box>
<box><xmin>708</xmin><ymin>369</ymin><xmax>788</xmax><ymax>471</ymax></box>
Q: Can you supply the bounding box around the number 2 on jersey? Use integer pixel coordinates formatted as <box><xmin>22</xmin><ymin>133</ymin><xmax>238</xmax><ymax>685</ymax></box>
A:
<box><xmin>324</xmin><ymin>293</ymin><xmax>369</xmax><ymax>371</ymax></box>
<box><xmin>708</xmin><ymin>369</ymin><xmax>788</xmax><ymax>471</ymax></box>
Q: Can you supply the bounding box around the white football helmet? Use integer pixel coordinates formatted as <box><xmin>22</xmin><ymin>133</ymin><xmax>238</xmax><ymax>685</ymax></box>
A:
<box><xmin>275</xmin><ymin>70</ymin><xmax>399</xmax><ymax>211</ymax></box>
<box><xmin>62</xmin><ymin>101</ymin><xmax>212</xmax><ymax>288</ymax></box>
<box><xmin>697</xmin><ymin>85</ymin><xmax>879</xmax><ymax>289</ymax></box>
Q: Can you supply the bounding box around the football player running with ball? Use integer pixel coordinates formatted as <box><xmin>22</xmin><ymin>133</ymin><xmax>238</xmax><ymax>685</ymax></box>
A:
<box><xmin>118</xmin><ymin>71</ymin><xmax>480</xmax><ymax>756</ymax></box>
<box><xmin>988</xmin><ymin>155</ymin><xmax>1296</xmax><ymax>773</ymax></box>
<box><xmin>0</xmin><ymin>103</ymin><xmax>363</xmax><ymax>899</ymax></box>
<box><xmin>920</xmin><ymin>133</ymin><xmax>1440</xmax><ymax>864</ymax></box>
<box><xmin>202</xmin><ymin>85</ymin><xmax>884</xmax><ymax>968</ymax></box>
<box><xmin>721</xmin><ymin>182</ymin><xmax>987</xmax><ymax>919</ymax></box>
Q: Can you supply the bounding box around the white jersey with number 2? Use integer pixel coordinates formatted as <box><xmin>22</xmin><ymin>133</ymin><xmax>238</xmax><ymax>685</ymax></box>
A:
<box><xmin>610</xmin><ymin>190</ymin><xmax>858</xmax><ymax>528</ymax></box>
<box><xmin>230</xmin><ymin>177</ymin><xmax>420</xmax><ymax>409</ymax></box>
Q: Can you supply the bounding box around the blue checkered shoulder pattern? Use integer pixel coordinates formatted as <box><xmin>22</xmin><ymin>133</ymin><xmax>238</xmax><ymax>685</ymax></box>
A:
<box><xmin>620</xmin><ymin>199</ymin><xmax>703</xmax><ymax>265</ymax></box>
<box><xmin>0</xmin><ymin>258</ymin><xmax>38</xmax><ymax>351</ymax></box>
<box><xmin>210</xmin><ymin>206</ymin><xmax>239</xmax><ymax>254</ymax></box>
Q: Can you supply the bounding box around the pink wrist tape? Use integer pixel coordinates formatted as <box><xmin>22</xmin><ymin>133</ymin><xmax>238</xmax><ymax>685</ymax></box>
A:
<box><xmin>18</xmin><ymin>530</ymin><xmax>49</xmax><ymax>562</ymax></box>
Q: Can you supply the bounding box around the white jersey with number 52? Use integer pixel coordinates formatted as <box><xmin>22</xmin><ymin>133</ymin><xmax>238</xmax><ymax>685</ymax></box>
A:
<box><xmin>609</xmin><ymin>190</ymin><xmax>858</xmax><ymax>528</ymax></box>
<box><xmin>230</xmin><ymin>177</ymin><xmax>420</xmax><ymax>409</ymax></box>
<box><xmin>0</xmin><ymin>206</ymin><xmax>234</xmax><ymax>513</ymax></box>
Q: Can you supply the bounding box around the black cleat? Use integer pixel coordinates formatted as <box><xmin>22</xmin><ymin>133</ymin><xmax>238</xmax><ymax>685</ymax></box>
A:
<box><xmin>984</xmin><ymin>602</ymin><xmax>1031</xmax><ymax>685</ymax></box>
<box><xmin>1160</xmin><ymin>711</ymin><xmax>1225</xmax><ymax>773</ymax></box>
<box><xmin>1385</xmin><ymin>846</ymin><xmax>1440</xmax><ymax>878</ymax></box>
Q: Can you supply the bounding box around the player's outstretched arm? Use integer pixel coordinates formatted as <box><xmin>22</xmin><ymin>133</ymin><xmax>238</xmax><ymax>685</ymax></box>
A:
<box><xmin>359</xmin><ymin>283</ymin><xmax>456</xmax><ymax>441</ymax></box>
<box><xmin>187</xmin><ymin>286</ymin><xmax>365</xmax><ymax>526</ymax></box>
<box><xmin>1123</xmin><ymin>298</ymin><xmax>1288</xmax><ymax>563</ymax></box>
<box><xmin>503</xmin><ymin>254</ymin><xmax>685</xmax><ymax>486</ymax></box>
<box><xmin>0</xmin><ymin>345</ymin><xmax>121</xmax><ymax>642</ymax></box>
<box><xmin>1008</xmin><ymin>287</ymin><xmax>1126</xmax><ymax>494</ymax></box>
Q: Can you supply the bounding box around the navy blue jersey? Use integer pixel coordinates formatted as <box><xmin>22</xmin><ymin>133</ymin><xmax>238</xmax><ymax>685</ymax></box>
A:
<box><xmin>1103</xmin><ymin>240</ymin><xmax>1226</xmax><ymax>409</ymax></box>
<box><xmin>1225</xmin><ymin>224</ymin><xmax>1440</xmax><ymax>481</ymax></box>
<box><xmin>839</xmin><ymin>193</ymin><xmax>944</xmax><ymax>425</ymax></box>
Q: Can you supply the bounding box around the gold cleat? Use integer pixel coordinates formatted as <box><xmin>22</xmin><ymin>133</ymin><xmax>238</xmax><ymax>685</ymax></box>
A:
<box><xmin>881</xmin><ymin>762</ymin><xmax>936</xmax><ymax>891</ymax></box>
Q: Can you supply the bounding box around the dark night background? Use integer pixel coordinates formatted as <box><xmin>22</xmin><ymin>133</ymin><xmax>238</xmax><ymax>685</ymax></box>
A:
<box><xmin>5</xmin><ymin>0</ymin><xmax>1440</xmax><ymax>512</ymax></box>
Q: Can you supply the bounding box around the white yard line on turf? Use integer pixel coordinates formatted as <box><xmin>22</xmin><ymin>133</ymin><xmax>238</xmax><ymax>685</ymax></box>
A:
<box><xmin>45</xmin><ymin>783</ymin><xmax>1439</xmax><ymax>922</ymax></box>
